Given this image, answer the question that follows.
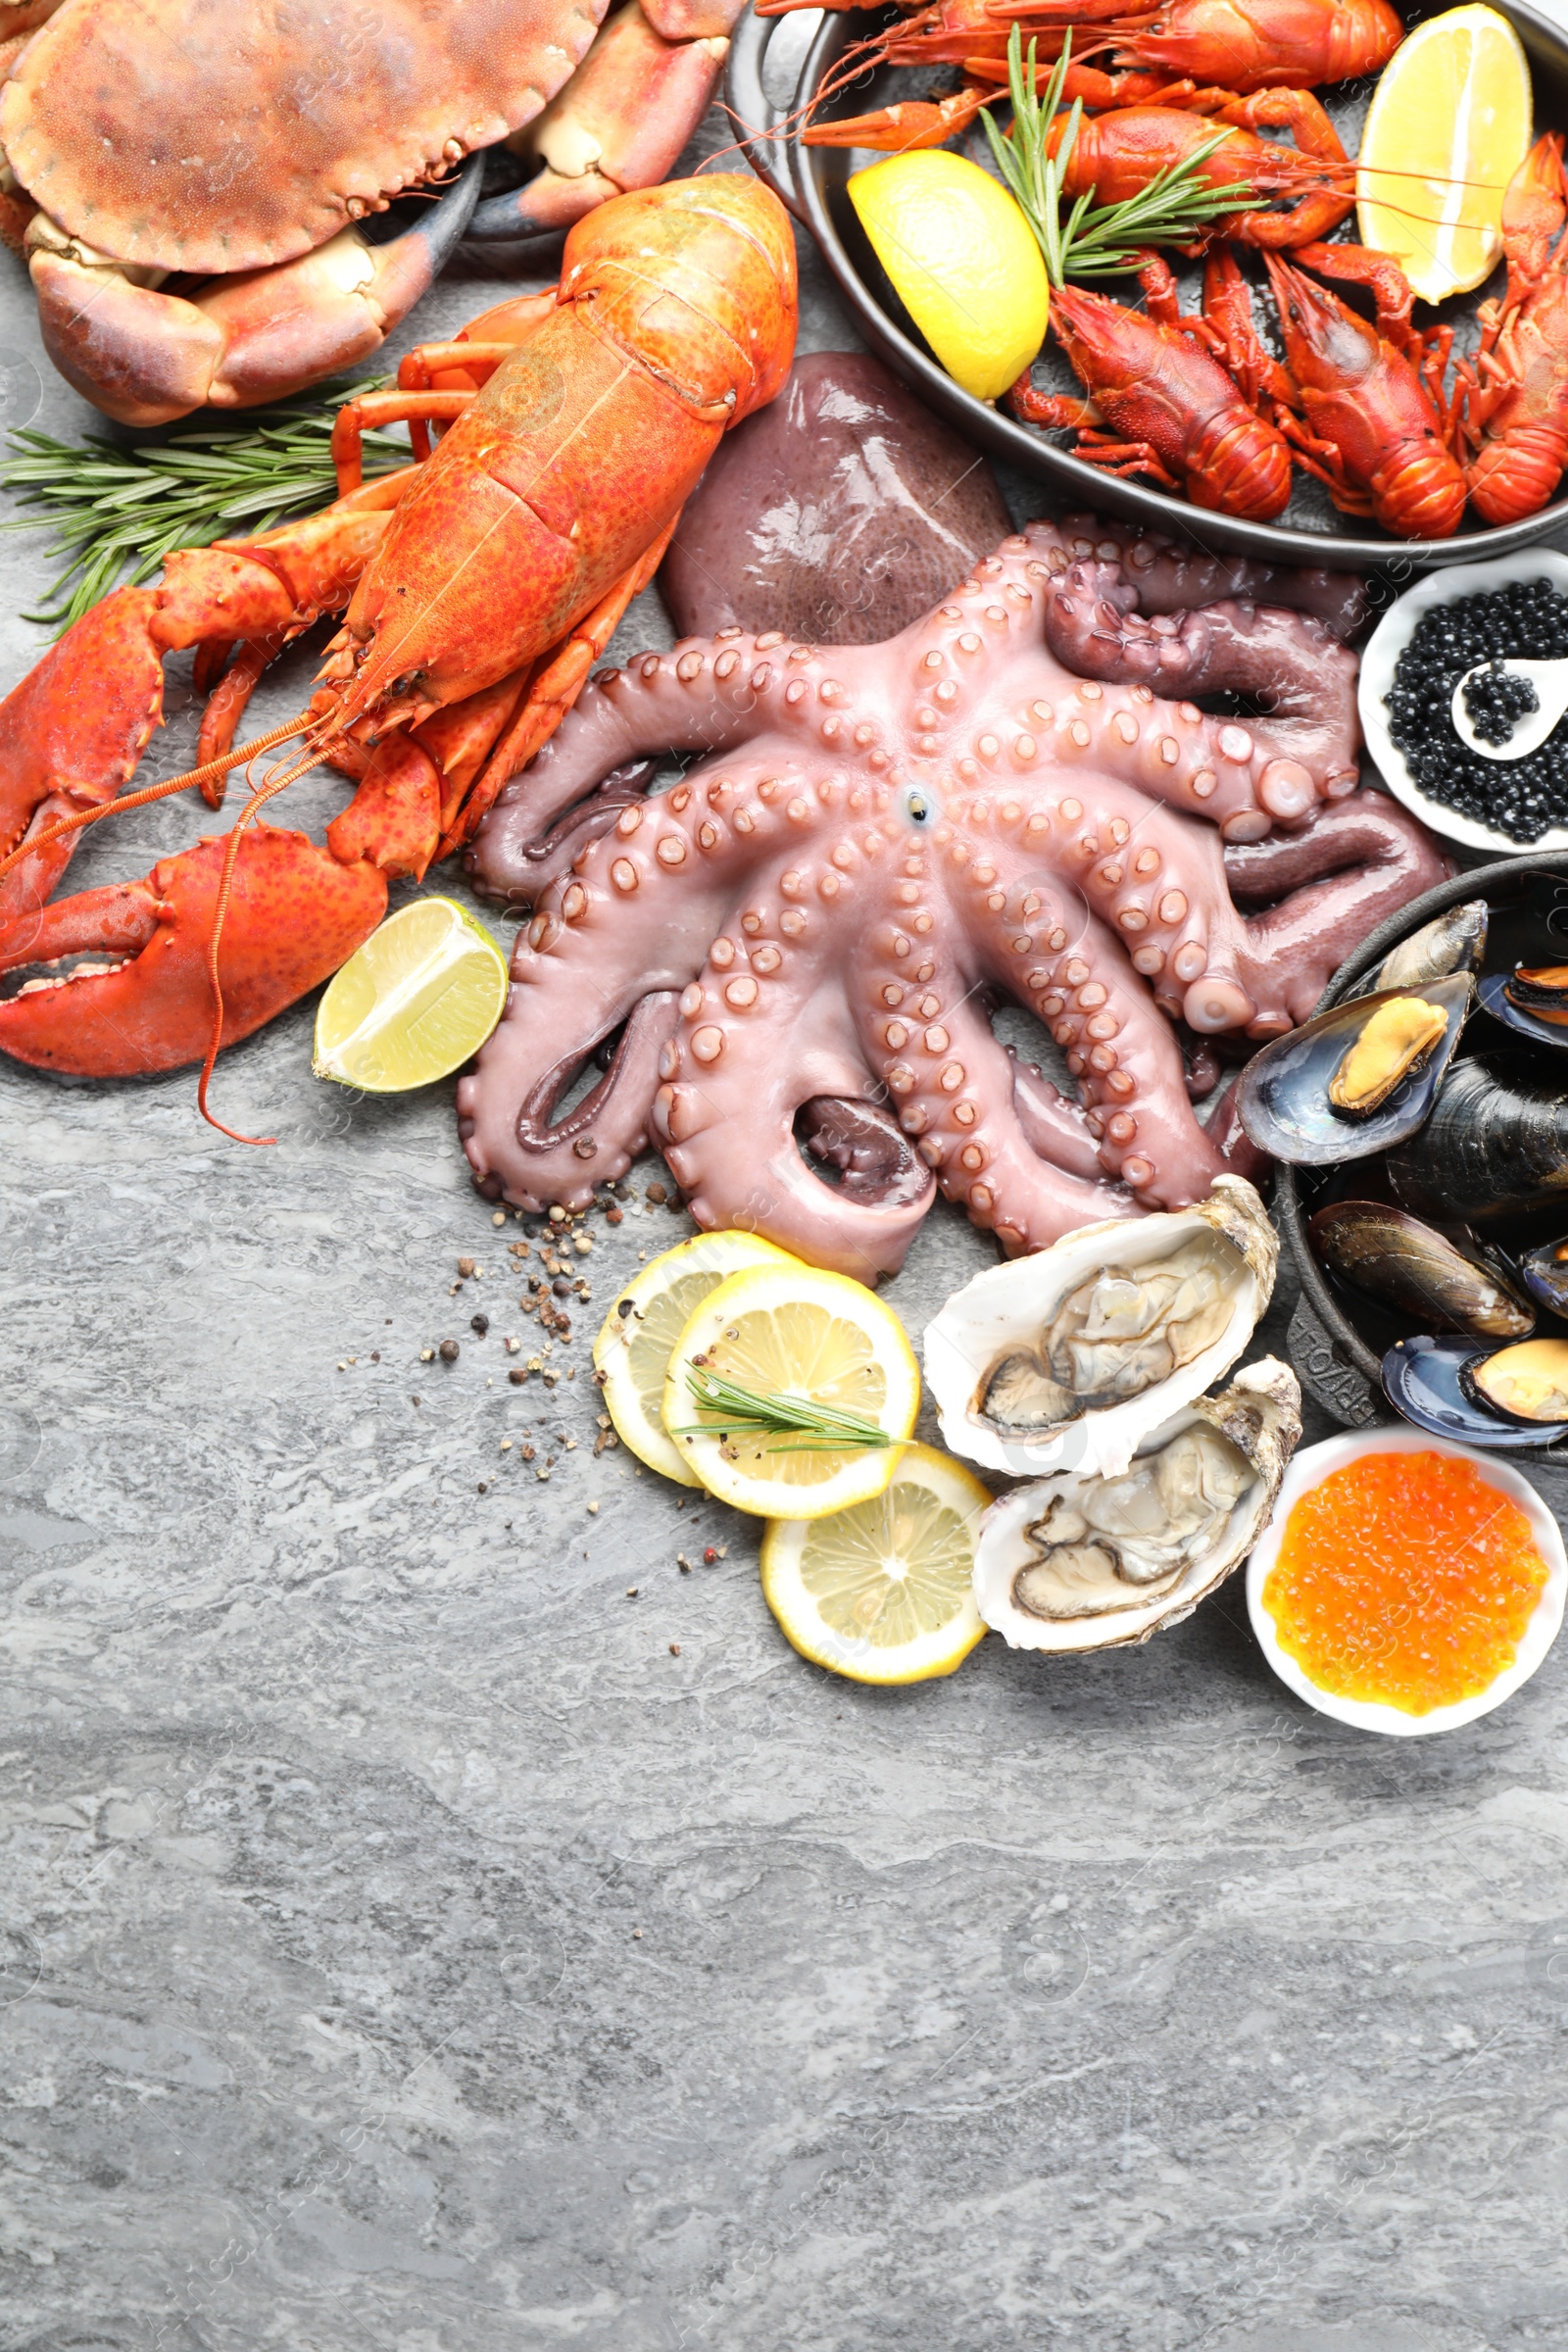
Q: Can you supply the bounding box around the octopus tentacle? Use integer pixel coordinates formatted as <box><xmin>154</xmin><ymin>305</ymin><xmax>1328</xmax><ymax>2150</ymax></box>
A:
<box><xmin>1041</xmin><ymin>514</ymin><xmax>1367</xmax><ymax>641</ymax></box>
<box><xmin>1042</xmin><ymin>559</ymin><xmax>1360</xmax><ymax>812</ymax></box>
<box><xmin>460</xmin><ymin>991</ymin><xmax>682</xmax><ymax>1210</ymax></box>
<box><xmin>954</xmin><ymin>870</ymin><xmax>1228</xmax><ymax>1208</ymax></box>
<box><xmin>1224</xmin><ymin>792</ymin><xmax>1455</xmax><ymax>1028</ymax></box>
<box><xmin>654</xmin><ymin>873</ymin><xmax>934</xmax><ymax>1281</ymax></box>
<box><xmin>861</xmin><ymin>931</ymin><xmax>1134</xmax><ymax>1255</ymax></box>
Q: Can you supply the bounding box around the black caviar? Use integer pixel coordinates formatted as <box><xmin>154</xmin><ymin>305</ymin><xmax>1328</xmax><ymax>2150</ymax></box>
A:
<box><xmin>1385</xmin><ymin>578</ymin><xmax>1568</xmax><ymax>842</ymax></box>
<box><xmin>1461</xmin><ymin>658</ymin><xmax>1541</xmax><ymax>747</ymax></box>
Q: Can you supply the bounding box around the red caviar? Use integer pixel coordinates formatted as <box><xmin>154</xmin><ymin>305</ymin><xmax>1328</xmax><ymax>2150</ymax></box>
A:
<box><xmin>1262</xmin><ymin>1449</ymin><xmax>1549</xmax><ymax>1715</ymax></box>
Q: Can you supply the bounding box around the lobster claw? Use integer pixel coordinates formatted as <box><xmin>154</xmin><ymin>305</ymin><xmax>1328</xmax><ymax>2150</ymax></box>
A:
<box><xmin>0</xmin><ymin>829</ymin><xmax>386</xmax><ymax>1076</ymax></box>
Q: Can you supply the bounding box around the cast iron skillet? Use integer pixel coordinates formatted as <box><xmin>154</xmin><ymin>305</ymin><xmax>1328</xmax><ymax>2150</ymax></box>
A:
<box><xmin>726</xmin><ymin>0</ymin><xmax>1568</xmax><ymax>570</ymax></box>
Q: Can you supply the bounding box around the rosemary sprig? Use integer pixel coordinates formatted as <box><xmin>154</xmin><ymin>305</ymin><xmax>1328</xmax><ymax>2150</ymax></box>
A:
<box><xmin>675</xmin><ymin>1366</ymin><xmax>896</xmax><ymax>1454</ymax></box>
<box><xmin>0</xmin><ymin>377</ymin><xmax>410</xmax><ymax>632</ymax></box>
<box><xmin>980</xmin><ymin>26</ymin><xmax>1259</xmax><ymax>285</ymax></box>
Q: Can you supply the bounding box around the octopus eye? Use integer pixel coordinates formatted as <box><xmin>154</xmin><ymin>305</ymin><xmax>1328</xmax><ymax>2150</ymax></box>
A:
<box><xmin>903</xmin><ymin>787</ymin><xmax>938</xmax><ymax>827</ymax></box>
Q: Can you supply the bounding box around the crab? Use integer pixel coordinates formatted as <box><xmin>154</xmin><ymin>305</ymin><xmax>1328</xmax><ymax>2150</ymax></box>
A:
<box><xmin>0</xmin><ymin>0</ymin><xmax>742</xmax><ymax>426</ymax></box>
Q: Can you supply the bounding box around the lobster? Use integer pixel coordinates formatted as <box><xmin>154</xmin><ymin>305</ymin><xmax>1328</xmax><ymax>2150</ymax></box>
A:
<box><xmin>807</xmin><ymin>87</ymin><xmax>1353</xmax><ymax>257</ymax></box>
<box><xmin>1254</xmin><ymin>245</ymin><xmax>1468</xmax><ymax>539</ymax></box>
<box><xmin>786</xmin><ymin>0</ymin><xmax>1403</xmax><ymax>145</ymax></box>
<box><xmin>0</xmin><ymin>174</ymin><xmax>798</xmax><ymax>1124</ymax></box>
<box><xmin>1459</xmin><ymin>133</ymin><xmax>1568</xmax><ymax>527</ymax></box>
<box><xmin>1008</xmin><ymin>251</ymin><xmax>1294</xmax><ymax>518</ymax></box>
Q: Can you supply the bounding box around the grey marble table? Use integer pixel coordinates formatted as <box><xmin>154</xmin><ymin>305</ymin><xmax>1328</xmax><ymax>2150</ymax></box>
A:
<box><xmin>3</xmin><ymin>93</ymin><xmax>1568</xmax><ymax>2352</ymax></box>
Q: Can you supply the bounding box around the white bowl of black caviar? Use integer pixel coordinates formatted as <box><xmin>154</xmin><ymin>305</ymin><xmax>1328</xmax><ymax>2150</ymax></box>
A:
<box><xmin>1360</xmin><ymin>553</ymin><xmax>1568</xmax><ymax>855</ymax></box>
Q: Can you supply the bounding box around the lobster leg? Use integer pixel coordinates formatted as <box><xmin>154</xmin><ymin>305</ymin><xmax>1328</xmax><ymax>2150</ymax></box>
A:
<box><xmin>803</xmin><ymin>87</ymin><xmax>990</xmax><ymax>148</ymax></box>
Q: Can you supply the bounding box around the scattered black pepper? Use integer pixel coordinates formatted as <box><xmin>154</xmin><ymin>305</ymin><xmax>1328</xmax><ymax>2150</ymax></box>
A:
<box><xmin>647</xmin><ymin>1182</ymin><xmax>667</xmax><ymax>1204</ymax></box>
<box><xmin>438</xmin><ymin>1339</ymin><xmax>460</xmax><ymax>1362</ymax></box>
<box><xmin>477</xmin><ymin>1481</ymin><xmax>487</xmax><ymax>1494</ymax></box>
<box><xmin>552</xmin><ymin>1277</ymin><xmax>571</xmax><ymax>1297</ymax></box>
<box><xmin>458</xmin><ymin>1256</ymin><xmax>476</xmax><ymax>1277</ymax></box>
<box><xmin>617</xmin><ymin>1298</ymin><xmax>635</xmax><ymax>1317</ymax></box>
<box><xmin>470</xmin><ymin>1313</ymin><xmax>489</xmax><ymax>1335</ymax></box>
<box><xmin>1386</xmin><ymin>579</ymin><xmax>1568</xmax><ymax>840</ymax></box>
<box><xmin>509</xmin><ymin>1368</ymin><xmax>527</xmax><ymax>1386</ymax></box>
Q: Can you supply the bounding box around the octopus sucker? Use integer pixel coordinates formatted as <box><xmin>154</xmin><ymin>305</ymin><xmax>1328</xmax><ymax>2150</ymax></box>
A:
<box><xmin>459</xmin><ymin>512</ymin><xmax>1452</xmax><ymax>1276</ymax></box>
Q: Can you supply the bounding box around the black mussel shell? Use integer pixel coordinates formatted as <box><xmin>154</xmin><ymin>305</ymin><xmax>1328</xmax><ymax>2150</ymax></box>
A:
<box><xmin>1386</xmin><ymin>1051</ymin><xmax>1568</xmax><ymax>1229</ymax></box>
<box><xmin>1235</xmin><ymin>975</ymin><xmax>1473</xmax><ymax>1167</ymax></box>
<box><xmin>1309</xmin><ymin>1201</ymin><xmax>1535</xmax><ymax>1339</ymax></box>
<box><xmin>1383</xmin><ymin>1337</ymin><xmax>1568</xmax><ymax>1449</ymax></box>
<box><xmin>1521</xmin><ymin>1236</ymin><xmax>1568</xmax><ymax>1316</ymax></box>
<box><xmin>1361</xmin><ymin>900</ymin><xmax>1489</xmax><ymax>997</ymax></box>
<box><xmin>1459</xmin><ymin>1338</ymin><xmax>1568</xmax><ymax>1425</ymax></box>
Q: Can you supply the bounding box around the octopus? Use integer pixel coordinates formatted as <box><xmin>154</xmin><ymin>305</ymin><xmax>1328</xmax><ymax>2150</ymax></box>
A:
<box><xmin>457</xmin><ymin>510</ymin><xmax>1450</xmax><ymax>1279</ymax></box>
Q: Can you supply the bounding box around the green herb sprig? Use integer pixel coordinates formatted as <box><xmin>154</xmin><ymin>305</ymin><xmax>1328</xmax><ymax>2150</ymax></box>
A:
<box><xmin>676</xmin><ymin>1367</ymin><xmax>896</xmax><ymax>1454</ymax></box>
<box><xmin>981</xmin><ymin>26</ymin><xmax>1260</xmax><ymax>285</ymax></box>
<box><xmin>0</xmin><ymin>377</ymin><xmax>410</xmax><ymax>632</ymax></box>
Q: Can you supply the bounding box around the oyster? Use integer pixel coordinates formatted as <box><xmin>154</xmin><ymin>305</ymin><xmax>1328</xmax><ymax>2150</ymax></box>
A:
<box><xmin>1327</xmin><ymin>996</ymin><xmax>1448</xmax><ymax>1116</ymax></box>
<box><xmin>973</xmin><ymin>1359</ymin><xmax>1302</xmax><ymax>1653</ymax></box>
<box><xmin>1234</xmin><ymin>974</ymin><xmax>1473</xmax><ymax>1166</ymax></box>
<box><xmin>1309</xmin><ymin>1200</ymin><xmax>1535</xmax><ymax>1340</ymax></box>
<box><xmin>924</xmin><ymin>1176</ymin><xmax>1277</xmax><ymax>1478</ymax></box>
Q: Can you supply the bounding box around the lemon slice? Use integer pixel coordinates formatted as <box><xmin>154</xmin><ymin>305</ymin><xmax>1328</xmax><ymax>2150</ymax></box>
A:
<box><xmin>665</xmin><ymin>1262</ymin><xmax>921</xmax><ymax>1519</ymax></box>
<box><xmin>760</xmin><ymin>1444</ymin><xmax>992</xmax><ymax>1684</ymax></box>
<box><xmin>313</xmin><ymin>897</ymin><xmax>509</xmax><ymax>1090</ymax></box>
<box><xmin>1357</xmin><ymin>4</ymin><xmax>1533</xmax><ymax>304</ymax></box>
<box><xmin>593</xmin><ymin>1231</ymin><xmax>797</xmax><ymax>1485</ymax></box>
<box><xmin>849</xmin><ymin>149</ymin><xmax>1051</xmax><ymax>403</ymax></box>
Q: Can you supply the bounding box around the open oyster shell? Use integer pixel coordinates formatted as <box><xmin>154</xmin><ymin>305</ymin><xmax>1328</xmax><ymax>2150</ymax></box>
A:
<box><xmin>923</xmin><ymin>1176</ymin><xmax>1277</xmax><ymax>1479</ymax></box>
<box><xmin>972</xmin><ymin>1359</ymin><xmax>1301</xmax><ymax>1653</ymax></box>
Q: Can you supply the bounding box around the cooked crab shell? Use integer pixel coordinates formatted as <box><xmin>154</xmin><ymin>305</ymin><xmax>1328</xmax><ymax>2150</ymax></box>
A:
<box><xmin>972</xmin><ymin>1359</ymin><xmax>1301</xmax><ymax>1653</ymax></box>
<box><xmin>923</xmin><ymin>1176</ymin><xmax>1277</xmax><ymax>1479</ymax></box>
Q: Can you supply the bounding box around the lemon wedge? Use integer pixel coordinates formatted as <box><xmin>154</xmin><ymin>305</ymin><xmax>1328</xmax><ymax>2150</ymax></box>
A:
<box><xmin>1357</xmin><ymin>4</ymin><xmax>1533</xmax><ymax>304</ymax></box>
<box><xmin>664</xmin><ymin>1262</ymin><xmax>920</xmax><ymax>1519</ymax></box>
<box><xmin>849</xmin><ymin>149</ymin><xmax>1050</xmax><ymax>402</ymax></box>
<box><xmin>593</xmin><ymin>1231</ymin><xmax>797</xmax><ymax>1485</ymax></box>
<box><xmin>760</xmin><ymin>1444</ymin><xmax>991</xmax><ymax>1684</ymax></box>
<box><xmin>313</xmin><ymin>897</ymin><xmax>509</xmax><ymax>1091</ymax></box>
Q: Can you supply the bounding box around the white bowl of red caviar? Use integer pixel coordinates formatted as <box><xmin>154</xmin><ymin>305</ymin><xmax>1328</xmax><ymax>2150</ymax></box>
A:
<box><xmin>1247</xmin><ymin>1429</ymin><xmax>1567</xmax><ymax>1738</ymax></box>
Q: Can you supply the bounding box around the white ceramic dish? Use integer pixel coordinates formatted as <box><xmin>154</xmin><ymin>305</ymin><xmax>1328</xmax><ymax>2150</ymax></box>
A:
<box><xmin>1358</xmin><ymin>551</ymin><xmax>1568</xmax><ymax>856</ymax></box>
<box><xmin>1246</xmin><ymin>1427</ymin><xmax>1567</xmax><ymax>1738</ymax></box>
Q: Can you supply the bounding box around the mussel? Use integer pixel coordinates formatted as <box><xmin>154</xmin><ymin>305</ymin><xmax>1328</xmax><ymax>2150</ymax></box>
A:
<box><xmin>1327</xmin><ymin>996</ymin><xmax>1450</xmax><ymax>1116</ymax></box>
<box><xmin>1461</xmin><ymin>1338</ymin><xmax>1568</xmax><ymax>1425</ymax></box>
<box><xmin>1357</xmin><ymin>900</ymin><xmax>1489</xmax><ymax>997</ymax></box>
<box><xmin>1480</xmin><ymin>960</ymin><xmax>1568</xmax><ymax>1050</ymax></box>
<box><xmin>1522</xmin><ymin>1236</ymin><xmax>1568</xmax><ymax>1316</ymax></box>
<box><xmin>1234</xmin><ymin>974</ymin><xmax>1473</xmax><ymax>1166</ymax></box>
<box><xmin>1309</xmin><ymin>1201</ymin><xmax>1535</xmax><ymax>1339</ymax></box>
<box><xmin>1383</xmin><ymin>1336</ymin><xmax>1568</xmax><ymax>1449</ymax></box>
<box><xmin>1385</xmin><ymin>1052</ymin><xmax>1568</xmax><ymax>1229</ymax></box>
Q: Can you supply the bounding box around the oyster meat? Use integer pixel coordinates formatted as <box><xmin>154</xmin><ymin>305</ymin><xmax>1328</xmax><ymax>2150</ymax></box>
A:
<box><xmin>974</xmin><ymin>1359</ymin><xmax>1302</xmax><ymax>1652</ymax></box>
<box><xmin>979</xmin><ymin>1237</ymin><xmax>1238</xmax><ymax>1432</ymax></box>
<box><xmin>925</xmin><ymin>1177</ymin><xmax>1277</xmax><ymax>1479</ymax></box>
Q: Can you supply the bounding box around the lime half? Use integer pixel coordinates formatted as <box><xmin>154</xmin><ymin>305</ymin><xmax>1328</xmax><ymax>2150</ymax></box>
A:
<box><xmin>313</xmin><ymin>897</ymin><xmax>509</xmax><ymax>1091</ymax></box>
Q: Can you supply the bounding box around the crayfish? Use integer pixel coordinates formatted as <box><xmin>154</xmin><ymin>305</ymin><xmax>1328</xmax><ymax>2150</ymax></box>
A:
<box><xmin>0</xmin><ymin>174</ymin><xmax>798</xmax><ymax>1132</ymax></box>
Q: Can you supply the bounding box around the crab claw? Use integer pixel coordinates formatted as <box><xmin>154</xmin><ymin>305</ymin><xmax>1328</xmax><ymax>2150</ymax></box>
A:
<box><xmin>25</xmin><ymin>156</ymin><xmax>482</xmax><ymax>427</ymax></box>
<box><xmin>0</xmin><ymin>829</ymin><xmax>385</xmax><ymax>1076</ymax></box>
<box><xmin>469</xmin><ymin>3</ymin><xmax>731</xmax><ymax>240</ymax></box>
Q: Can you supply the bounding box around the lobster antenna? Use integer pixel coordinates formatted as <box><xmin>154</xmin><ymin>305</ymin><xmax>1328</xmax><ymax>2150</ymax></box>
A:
<box><xmin>0</xmin><ymin>713</ymin><xmax>311</xmax><ymax>885</ymax></box>
<box><xmin>194</xmin><ymin>736</ymin><xmax>328</xmax><ymax>1146</ymax></box>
